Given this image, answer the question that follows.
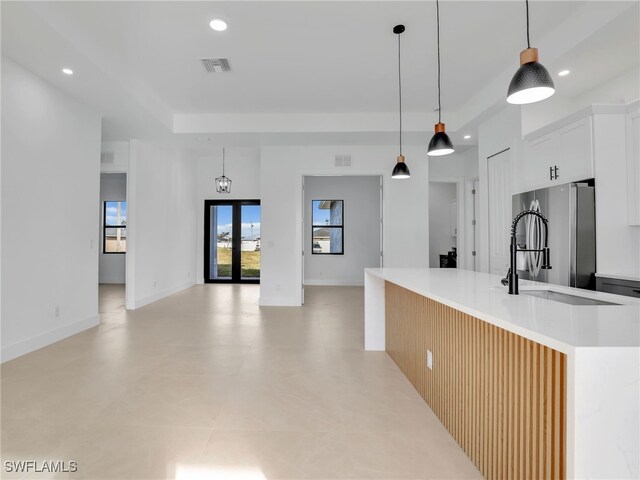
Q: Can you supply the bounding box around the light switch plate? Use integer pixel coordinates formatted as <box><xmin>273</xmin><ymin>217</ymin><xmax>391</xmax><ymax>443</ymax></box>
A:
<box><xmin>427</xmin><ymin>350</ymin><xmax>433</xmax><ymax>370</ymax></box>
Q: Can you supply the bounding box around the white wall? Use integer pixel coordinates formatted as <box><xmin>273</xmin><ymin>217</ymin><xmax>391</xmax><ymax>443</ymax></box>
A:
<box><xmin>429</xmin><ymin>153</ymin><xmax>467</xmax><ymax>179</ymax></box>
<box><xmin>260</xmin><ymin>145</ymin><xmax>428</xmax><ymax>306</ymax></box>
<box><xmin>522</xmin><ymin>67</ymin><xmax>640</xmax><ymax>136</ymax></box>
<box><xmin>195</xmin><ymin>147</ymin><xmax>261</xmax><ymax>283</ymax></box>
<box><xmin>127</xmin><ymin>140</ymin><xmax>197</xmax><ymax>309</ymax></box>
<box><xmin>464</xmin><ymin>147</ymin><xmax>480</xmax><ymax>179</ymax></box>
<box><xmin>304</xmin><ymin>175</ymin><xmax>381</xmax><ymax>286</ymax></box>
<box><xmin>99</xmin><ymin>173</ymin><xmax>127</xmax><ymax>284</ymax></box>
<box><xmin>429</xmin><ymin>182</ymin><xmax>457</xmax><ymax>268</ymax></box>
<box><xmin>1</xmin><ymin>57</ymin><xmax>101</xmax><ymax>362</ymax></box>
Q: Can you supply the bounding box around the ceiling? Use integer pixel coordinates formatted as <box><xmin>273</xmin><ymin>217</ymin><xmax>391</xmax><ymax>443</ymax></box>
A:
<box><xmin>2</xmin><ymin>1</ymin><xmax>638</xmax><ymax>143</ymax></box>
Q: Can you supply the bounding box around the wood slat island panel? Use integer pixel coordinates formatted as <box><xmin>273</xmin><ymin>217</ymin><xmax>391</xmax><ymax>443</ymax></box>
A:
<box><xmin>385</xmin><ymin>281</ymin><xmax>566</xmax><ymax>480</ymax></box>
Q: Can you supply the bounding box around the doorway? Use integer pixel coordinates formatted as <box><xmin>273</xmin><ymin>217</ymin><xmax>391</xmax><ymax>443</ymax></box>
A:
<box><xmin>99</xmin><ymin>172</ymin><xmax>127</xmax><ymax>312</ymax></box>
<box><xmin>429</xmin><ymin>181</ymin><xmax>458</xmax><ymax>268</ymax></box>
<box><xmin>204</xmin><ymin>200</ymin><xmax>260</xmax><ymax>283</ymax></box>
<box><xmin>301</xmin><ymin>175</ymin><xmax>382</xmax><ymax>301</ymax></box>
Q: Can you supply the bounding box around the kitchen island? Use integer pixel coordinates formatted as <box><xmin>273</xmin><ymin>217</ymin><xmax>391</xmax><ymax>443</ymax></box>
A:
<box><xmin>365</xmin><ymin>268</ymin><xmax>639</xmax><ymax>480</ymax></box>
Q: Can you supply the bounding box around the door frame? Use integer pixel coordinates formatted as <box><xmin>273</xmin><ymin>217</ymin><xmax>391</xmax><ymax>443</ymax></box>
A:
<box><xmin>467</xmin><ymin>177</ymin><xmax>480</xmax><ymax>271</ymax></box>
<box><xmin>428</xmin><ymin>177</ymin><xmax>465</xmax><ymax>270</ymax></box>
<box><xmin>204</xmin><ymin>199</ymin><xmax>260</xmax><ymax>284</ymax></box>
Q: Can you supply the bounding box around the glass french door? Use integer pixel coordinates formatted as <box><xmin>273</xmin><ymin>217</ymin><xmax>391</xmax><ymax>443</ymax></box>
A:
<box><xmin>204</xmin><ymin>200</ymin><xmax>260</xmax><ymax>283</ymax></box>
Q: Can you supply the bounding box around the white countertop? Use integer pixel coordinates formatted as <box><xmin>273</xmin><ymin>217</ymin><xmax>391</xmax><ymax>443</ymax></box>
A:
<box><xmin>366</xmin><ymin>268</ymin><xmax>640</xmax><ymax>352</ymax></box>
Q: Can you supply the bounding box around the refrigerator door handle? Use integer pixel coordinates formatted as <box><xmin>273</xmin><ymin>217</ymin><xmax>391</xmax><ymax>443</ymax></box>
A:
<box><xmin>570</xmin><ymin>183</ymin><xmax>597</xmax><ymax>289</ymax></box>
<box><xmin>570</xmin><ymin>184</ymin><xmax>577</xmax><ymax>287</ymax></box>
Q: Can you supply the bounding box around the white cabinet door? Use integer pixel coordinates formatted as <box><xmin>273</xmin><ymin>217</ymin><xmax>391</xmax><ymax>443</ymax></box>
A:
<box><xmin>627</xmin><ymin>108</ymin><xmax>640</xmax><ymax>225</ymax></box>
<box><xmin>487</xmin><ymin>149</ymin><xmax>512</xmax><ymax>276</ymax></box>
<box><xmin>525</xmin><ymin>133</ymin><xmax>558</xmax><ymax>189</ymax></box>
<box><xmin>557</xmin><ymin>116</ymin><xmax>593</xmax><ymax>183</ymax></box>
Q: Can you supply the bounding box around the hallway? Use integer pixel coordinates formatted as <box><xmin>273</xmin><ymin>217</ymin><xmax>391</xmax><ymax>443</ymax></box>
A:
<box><xmin>1</xmin><ymin>285</ymin><xmax>480</xmax><ymax>479</ymax></box>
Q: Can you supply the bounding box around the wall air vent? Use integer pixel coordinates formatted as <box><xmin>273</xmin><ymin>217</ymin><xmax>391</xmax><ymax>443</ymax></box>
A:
<box><xmin>335</xmin><ymin>154</ymin><xmax>352</xmax><ymax>167</ymax></box>
<box><xmin>100</xmin><ymin>152</ymin><xmax>114</xmax><ymax>164</ymax></box>
<box><xmin>200</xmin><ymin>58</ymin><xmax>231</xmax><ymax>73</ymax></box>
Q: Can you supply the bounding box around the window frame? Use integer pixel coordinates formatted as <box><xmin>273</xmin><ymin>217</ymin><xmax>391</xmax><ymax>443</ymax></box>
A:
<box><xmin>311</xmin><ymin>199</ymin><xmax>344</xmax><ymax>255</ymax></box>
<box><xmin>103</xmin><ymin>200</ymin><xmax>127</xmax><ymax>255</ymax></box>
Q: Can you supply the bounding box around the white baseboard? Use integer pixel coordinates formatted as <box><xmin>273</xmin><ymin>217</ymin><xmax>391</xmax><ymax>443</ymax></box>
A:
<box><xmin>304</xmin><ymin>279</ymin><xmax>364</xmax><ymax>286</ymax></box>
<box><xmin>132</xmin><ymin>281</ymin><xmax>195</xmax><ymax>309</ymax></box>
<box><xmin>0</xmin><ymin>314</ymin><xmax>100</xmax><ymax>363</ymax></box>
<box><xmin>259</xmin><ymin>296</ymin><xmax>301</xmax><ymax>307</ymax></box>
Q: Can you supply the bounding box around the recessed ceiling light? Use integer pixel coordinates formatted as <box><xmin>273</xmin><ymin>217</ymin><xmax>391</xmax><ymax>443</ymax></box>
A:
<box><xmin>209</xmin><ymin>18</ymin><xmax>228</xmax><ymax>31</ymax></box>
<box><xmin>62</xmin><ymin>68</ymin><xmax>73</xmax><ymax>75</ymax></box>
<box><xmin>558</xmin><ymin>70</ymin><xmax>570</xmax><ymax>77</ymax></box>
<box><xmin>464</xmin><ymin>135</ymin><xmax>471</xmax><ymax>140</ymax></box>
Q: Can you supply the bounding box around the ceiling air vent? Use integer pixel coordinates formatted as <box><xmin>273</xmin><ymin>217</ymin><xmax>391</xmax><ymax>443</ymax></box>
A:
<box><xmin>335</xmin><ymin>154</ymin><xmax>352</xmax><ymax>167</ymax></box>
<box><xmin>200</xmin><ymin>58</ymin><xmax>231</xmax><ymax>73</ymax></box>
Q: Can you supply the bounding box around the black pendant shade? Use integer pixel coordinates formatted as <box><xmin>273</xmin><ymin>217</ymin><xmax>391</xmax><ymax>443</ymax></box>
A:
<box><xmin>392</xmin><ymin>24</ymin><xmax>410</xmax><ymax>179</ymax></box>
<box><xmin>427</xmin><ymin>0</ymin><xmax>454</xmax><ymax>157</ymax></box>
<box><xmin>392</xmin><ymin>155</ymin><xmax>410</xmax><ymax>179</ymax></box>
<box><xmin>427</xmin><ymin>124</ymin><xmax>455</xmax><ymax>157</ymax></box>
<box><xmin>507</xmin><ymin>48</ymin><xmax>555</xmax><ymax>104</ymax></box>
<box><xmin>507</xmin><ymin>1</ymin><xmax>555</xmax><ymax>104</ymax></box>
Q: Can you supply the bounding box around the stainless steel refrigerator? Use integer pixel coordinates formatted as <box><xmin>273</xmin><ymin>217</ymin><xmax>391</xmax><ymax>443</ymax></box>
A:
<box><xmin>512</xmin><ymin>180</ymin><xmax>596</xmax><ymax>290</ymax></box>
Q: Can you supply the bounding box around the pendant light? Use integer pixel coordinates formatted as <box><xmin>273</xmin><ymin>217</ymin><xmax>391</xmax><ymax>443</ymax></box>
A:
<box><xmin>215</xmin><ymin>147</ymin><xmax>232</xmax><ymax>193</ymax></box>
<box><xmin>427</xmin><ymin>0</ymin><xmax>454</xmax><ymax>157</ymax></box>
<box><xmin>507</xmin><ymin>0</ymin><xmax>555</xmax><ymax>104</ymax></box>
<box><xmin>392</xmin><ymin>24</ymin><xmax>410</xmax><ymax>179</ymax></box>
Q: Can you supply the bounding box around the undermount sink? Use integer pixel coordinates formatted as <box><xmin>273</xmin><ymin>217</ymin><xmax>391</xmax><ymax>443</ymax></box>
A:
<box><xmin>520</xmin><ymin>289</ymin><xmax>621</xmax><ymax>306</ymax></box>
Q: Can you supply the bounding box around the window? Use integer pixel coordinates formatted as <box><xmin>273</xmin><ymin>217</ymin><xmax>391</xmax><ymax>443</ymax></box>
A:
<box><xmin>312</xmin><ymin>200</ymin><xmax>343</xmax><ymax>254</ymax></box>
<box><xmin>103</xmin><ymin>201</ymin><xmax>127</xmax><ymax>254</ymax></box>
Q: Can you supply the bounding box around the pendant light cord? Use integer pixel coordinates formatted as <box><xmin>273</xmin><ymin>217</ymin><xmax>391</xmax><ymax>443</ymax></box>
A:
<box><xmin>222</xmin><ymin>147</ymin><xmax>225</xmax><ymax>176</ymax></box>
<box><xmin>436</xmin><ymin>0</ymin><xmax>442</xmax><ymax>124</ymax></box>
<box><xmin>525</xmin><ymin>0</ymin><xmax>531</xmax><ymax>48</ymax></box>
<box><xmin>397</xmin><ymin>31</ymin><xmax>403</xmax><ymax>155</ymax></box>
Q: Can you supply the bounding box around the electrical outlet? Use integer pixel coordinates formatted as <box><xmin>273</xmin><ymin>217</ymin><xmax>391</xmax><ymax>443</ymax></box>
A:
<box><xmin>153</xmin><ymin>280</ymin><xmax>157</xmax><ymax>288</ymax></box>
<box><xmin>54</xmin><ymin>306</ymin><xmax>60</xmax><ymax>318</ymax></box>
<box><xmin>427</xmin><ymin>350</ymin><xmax>433</xmax><ymax>370</ymax></box>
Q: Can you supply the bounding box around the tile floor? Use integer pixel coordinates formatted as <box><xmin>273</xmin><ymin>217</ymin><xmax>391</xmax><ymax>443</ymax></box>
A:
<box><xmin>1</xmin><ymin>284</ymin><xmax>481</xmax><ymax>479</ymax></box>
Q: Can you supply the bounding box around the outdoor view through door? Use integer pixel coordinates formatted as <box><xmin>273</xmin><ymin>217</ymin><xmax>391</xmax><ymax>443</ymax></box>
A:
<box><xmin>204</xmin><ymin>200</ymin><xmax>260</xmax><ymax>283</ymax></box>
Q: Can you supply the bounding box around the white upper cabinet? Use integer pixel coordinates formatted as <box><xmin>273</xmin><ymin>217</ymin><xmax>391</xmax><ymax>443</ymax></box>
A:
<box><xmin>523</xmin><ymin>132</ymin><xmax>557</xmax><ymax>188</ymax></box>
<box><xmin>521</xmin><ymin>116</ymin><xmax>594</xmax><ymax>192</ymax></box>
<box><xmin>558</xmin><ymin>117</ymin><xmax>594</xmax><ymax>181</ymax></box>
<box><xmin>627</xmin><ymin>103</ymin><xmax>640</xmax><ymax>225</ymax></box>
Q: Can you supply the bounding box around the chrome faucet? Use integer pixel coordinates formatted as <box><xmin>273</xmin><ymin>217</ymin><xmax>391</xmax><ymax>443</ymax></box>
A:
<box><xmin>501</xmin><ymin>210</ymin><xmax>552</xmax><ymax>294</ymax></box>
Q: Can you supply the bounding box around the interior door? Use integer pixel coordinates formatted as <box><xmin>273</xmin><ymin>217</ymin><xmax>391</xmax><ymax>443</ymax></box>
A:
<box><xmin>204</xmin><ymin>200</ymin><xmax>260</xmax><ymax>283</ymax></box>
<box><xmin>487</xmin><ymin>149</ymin><xmax>512</xmax><ymax>276</ymax></box>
